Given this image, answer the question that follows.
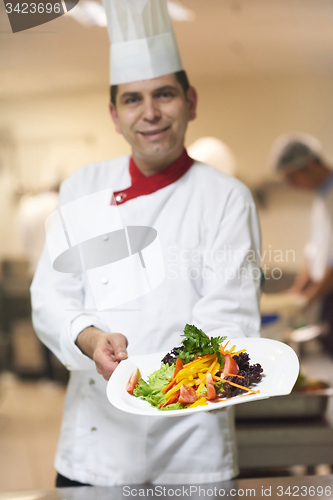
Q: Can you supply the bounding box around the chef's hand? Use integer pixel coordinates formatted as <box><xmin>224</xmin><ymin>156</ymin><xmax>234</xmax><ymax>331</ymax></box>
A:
<box><xmin>76</xmin><ymin>327</ymin><xmax>128</xmax><ymax>380</ymax></box>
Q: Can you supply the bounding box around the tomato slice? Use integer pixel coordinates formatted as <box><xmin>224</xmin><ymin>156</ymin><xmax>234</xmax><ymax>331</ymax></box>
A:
<box><xmin>173</xmin><ymin>357</ymin><xmax>183</xmax><ymax>377</ymax></box>
<box><xmin>222</xmin><ymin>354</ymin><xmax>239</xmax><ymax>377</ymax></box>
<box><xmin>178</xmin><ymin>384</ymin><xmax>198</xmax><ymax>404</ymax></box>
<box><xmin>161</xmin><ymin>390</ymin><xmax>180</xmax><ymax>407</ymax></box>
<box><xmin>206</xmin><ymin>372</ymin><xmax>216</xmax><ymax>400</ymax></box>
<box><xmin>126</xmin><ymin>368</ymin><xmax>141</xmax><ymax>395</ymax></box>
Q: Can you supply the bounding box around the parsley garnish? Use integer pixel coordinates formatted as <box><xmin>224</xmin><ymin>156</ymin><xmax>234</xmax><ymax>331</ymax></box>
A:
<box><xmin>177</xmin><ymin>324</ymin><xmax>226</xmax><ymax>366</ymax></box>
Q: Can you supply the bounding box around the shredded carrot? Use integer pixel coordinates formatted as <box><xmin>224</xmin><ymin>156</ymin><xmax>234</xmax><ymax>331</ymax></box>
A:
<box><xmin>207</xmin><ymin>356</ymin><xmax>218</xmax><ymax>373</ymax></box>
<box><xmin>161</xmin><ymin>379</ymin><xmax>176</xmax><ymax>394</ymax></box>
<box><xmin>219</xmin><ymin>340</ymin><xmax>230</xmax><ymax>355</ymax></box>
<box><xmin>219</xmin><ymin>340</ymin><xmax>246</xmax><ymax>358</ymax></box>
<box><xmin>224</xmin><ymin>373</ymin><xmax>245</xmax><ymax>379</ymax></box>
<box><xmin>223</xmin><ymin>379</ymin><xmax>260</xmax><ymax>394</ymax></box>
<box><xmin>214</xmin><ymin>375</ymin><xmax>259</xmax><ymax>394</ymax></box>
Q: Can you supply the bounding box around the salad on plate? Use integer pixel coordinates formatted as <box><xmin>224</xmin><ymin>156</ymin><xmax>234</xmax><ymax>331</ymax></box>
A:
<box><xmin>126</xmin><ymin>324</ymin><xmax>264</xmax><ymax>411</ymax></box>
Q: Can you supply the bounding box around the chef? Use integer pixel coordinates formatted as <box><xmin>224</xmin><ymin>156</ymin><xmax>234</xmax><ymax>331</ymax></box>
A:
<box><xmin>31</xmin><ymin>0</ymin><xmax>261</xmax><ymax>487</ymax></box>
<box><xmin>271</xmin><ymin>133</ymin><xmax>333</xmax><ymax>355</ymax></box>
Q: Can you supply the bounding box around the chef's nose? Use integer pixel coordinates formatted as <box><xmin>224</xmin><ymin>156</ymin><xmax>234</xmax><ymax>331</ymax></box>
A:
<box><xmin>142</xmin><ymin>96</ymin><xmax>161</xmax><ymax>122</ymax></box>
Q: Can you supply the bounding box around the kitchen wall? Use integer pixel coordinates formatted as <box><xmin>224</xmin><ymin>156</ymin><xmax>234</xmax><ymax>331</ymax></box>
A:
<box><xmin>1</xmin><ymin>74</ymin><xmax>332</xmax><ymax>271</ymax></box>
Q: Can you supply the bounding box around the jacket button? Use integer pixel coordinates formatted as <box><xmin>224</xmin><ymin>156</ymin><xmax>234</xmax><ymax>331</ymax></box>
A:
<box><xmin>102</xmin><ymin>234</ymin><xmax>108</xmax><ymax>241</ymax></box>
<box><xmin>102</xmin><ymin>278</ymin><xmax>108</xmax><ymax>284</ymax></box>
<box><xmin>91</xmin><ymin>427</ymin><xmax>97</xmax><ymax>432</ymax></box>
<box><xmin>115</xmin><ymin>193</ymin><xmax>127</xmax><ymax>202</ymax></box>
<box><xmin>89</xmin><ymin>379</ymin><xmax>95</xmax><ymax>385</ymax></box>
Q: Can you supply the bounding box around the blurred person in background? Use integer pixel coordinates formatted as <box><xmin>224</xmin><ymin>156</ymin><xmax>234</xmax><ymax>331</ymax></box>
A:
<box><xmin>271</xmin><ymin>133</ymin><xmax>333</xmax><ymax>355</ymax></box>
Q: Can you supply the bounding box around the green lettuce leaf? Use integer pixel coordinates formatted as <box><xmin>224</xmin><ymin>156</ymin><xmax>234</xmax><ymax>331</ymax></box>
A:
<box><xmin>133</xmin><ymin>363</ymin><xmax>175</xmax><ymax>409</ymax></box>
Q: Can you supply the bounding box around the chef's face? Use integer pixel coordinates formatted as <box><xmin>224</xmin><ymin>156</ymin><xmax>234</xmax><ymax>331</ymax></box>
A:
<box><xmin>282</xmin><ymin>163</ymin><xmax>322</xmax><ymax>190</ymax></box>
<box><xmin>109</xmin><ymin>73</ymin><xmax>197</xmax><ymax>170</ymax></box>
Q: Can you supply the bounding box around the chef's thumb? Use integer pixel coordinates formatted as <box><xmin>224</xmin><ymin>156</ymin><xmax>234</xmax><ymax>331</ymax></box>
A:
<box><xmin>109</xmin><ymin>333</ymin><xmax>128</xmax><ymax>361</ymax></box>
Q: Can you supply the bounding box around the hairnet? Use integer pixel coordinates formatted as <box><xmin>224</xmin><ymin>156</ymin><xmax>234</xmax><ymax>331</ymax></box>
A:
<box><xmin>270</xmin><ymin>132</ymin><xmax>323</xmax><ymax>172</ymax></box>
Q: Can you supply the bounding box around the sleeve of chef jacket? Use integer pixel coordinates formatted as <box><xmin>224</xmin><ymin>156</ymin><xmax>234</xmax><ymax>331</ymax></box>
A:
<box><xmin>30</xmin><ymin>177</ymin><xmax>109</xmax><ymax>371</ymax></box>
<box><xmin>191</xmin><ymin>184</ymin><xmax>261</xmax><ymax>339</ymax></box>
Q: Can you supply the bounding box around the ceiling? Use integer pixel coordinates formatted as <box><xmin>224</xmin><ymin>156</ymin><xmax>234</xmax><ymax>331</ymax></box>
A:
<box><xmin>1</xmin><ymin>0</ymin><xmax>333</xmax><ymax>99</ymax></box>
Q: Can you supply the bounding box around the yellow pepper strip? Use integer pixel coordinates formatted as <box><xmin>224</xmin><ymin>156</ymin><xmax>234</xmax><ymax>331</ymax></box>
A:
<box><xmin>176</xmin><ymin>362</ymin><xmax>212</xmax><ymax>382</ymax></box>
<box><xmin>194</xmin><ymin>356</ymin><xmax>218</xmax><ymax>396</ymax></box>
<box><xmin>207</xmin><ymin>357</ymin><xmax>218</xmax><ymax>374</ymax></box>
<box><xmin>163</xmin><ymin>359</ymin><xmax>213</xmax><ymax>394</ymax></box>
<box><xmin>187</xmin><ymin>397</ymin><xmax>207</xmax><ymax>408</ymax></box>
<box><xmin>161</xmin><ymin>377</ymin><xmax>177</xmax><ymax>394</ymax></box>
<box><xmin>232</xmin><ymin>349</ymin><xmax>246</xmax><ymax>356</ymax></box>
<box><xmin>182</xmin><ymin>354</ymin><xmax>216</xmax><ymax>369</ymax></box>
<box><xmin>165</xmin><ymin>379</ymin><xmax>196</xmax><ymax>400</ymax></box>
<box><xmin>176</xmin><ymin>366</ymin><xmax>198</xmax><ymax>381</ymax></box>
<box><xmin>196</xmin><ymin>377</ymin><xmax>206</xmax><ymax>396</ymax></box>
<box><xmin>212</xmin><ymin>364</ymin><xmax>221</xmax><ymax>377</ymax></box>
<box><xmin>194</xmin><ymin>373</ymin><xmax>205</xmax><ymax>385</ymax></box>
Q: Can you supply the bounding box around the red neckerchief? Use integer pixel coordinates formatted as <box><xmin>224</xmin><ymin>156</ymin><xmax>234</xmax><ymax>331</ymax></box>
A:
<box><xmin>111</xmin><ymin>149</ymin><xmax>194</xmax><ymax>205</ymax></box>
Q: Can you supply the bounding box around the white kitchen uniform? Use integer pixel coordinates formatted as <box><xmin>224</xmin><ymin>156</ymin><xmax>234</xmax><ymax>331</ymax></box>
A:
<box><xmin>31</xmin><ymin>152</ymin><xmax>261</xmax><ymax>486</ymax></box>
<box><xmin>304</xmin><ymin>172</ymin><xmax>333</xmax><ymax>282</ymax></box>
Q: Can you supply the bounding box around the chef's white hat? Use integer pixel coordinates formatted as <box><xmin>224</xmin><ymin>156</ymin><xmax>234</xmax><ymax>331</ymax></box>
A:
<box><xmin>270</xmin><ymin>132</ymin><xmax>323</xmax><ymax>172</ymax></box>
<box><xmin>102</xmin><ymin>0</ymin><xmax>183</xmax><ymax>85</ymax></box>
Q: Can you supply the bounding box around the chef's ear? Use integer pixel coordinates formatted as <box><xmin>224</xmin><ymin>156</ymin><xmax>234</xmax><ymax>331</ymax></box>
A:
<box><xmin>109</xmin><ymin>103</ymin><xmax>121</xmax><ymax>134</ymax></box>
<box><xmin>186</xmin><ymin>86</ymin><xmax>198</xmax><ymax>122</ymax></box>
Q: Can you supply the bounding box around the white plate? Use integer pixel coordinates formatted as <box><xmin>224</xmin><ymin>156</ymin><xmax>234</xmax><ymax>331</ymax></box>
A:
<box><xmin>106</xmin><ymin>338</ymin><xmax>299</xmax><ymax>417</ymax></box>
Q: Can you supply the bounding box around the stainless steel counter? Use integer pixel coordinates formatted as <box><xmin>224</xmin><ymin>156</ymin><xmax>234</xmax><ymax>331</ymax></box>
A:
<box><xmin>1</xmin><ymin>475</ymin><xmax>333</xmax><ymax>500</ymax></box>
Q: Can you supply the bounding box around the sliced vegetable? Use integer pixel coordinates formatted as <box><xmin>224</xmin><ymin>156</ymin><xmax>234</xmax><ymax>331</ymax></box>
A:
<box><xmin>206</xmin><ymin>373</ymin><xmax>216</xmax><ymax>400</ymax></box>
<box><xmin>187</xmin><ymin>397</ymin><xmax>208</xmax><ymax>408</ymax></box>
<box><xmin>178</xmin><ymin>384</ymin><xmax>198</xmax><ymax>404</ymax></box>
<box><xmin>173</xmin><ymin>357</ymin><xmax>183</xmax><ymax>377</ymax></box>
<box><xmin>126</xmin><ymin>368</ymin><xmax>142</xmax><ymax>395</ymax></box>
<box><xmin>133</xmin><ymin>325</ymin><xmax>263</xmax><ymax>411</ymax></box>
<box><xmin>222</xmin><ymin>354</ymin><xmax>239</xmax><ymax>377</ymax></box>
<box><xmin>161</xmin><ymin>379</ymin><xmax>177</xmax><ymax>394</ymax></box>
<box><xmin>161</xmin><ymin>390</ymin><xmax>180</xmax><ymax>407</ymax></box>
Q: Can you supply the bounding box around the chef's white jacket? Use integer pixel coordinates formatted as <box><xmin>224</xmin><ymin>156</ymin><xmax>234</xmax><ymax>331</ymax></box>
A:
<box><xmin>305</xmin><ymin>173</ymin><xmax>333</xmax><ymax>282</ymax></box>
<box><xmin>31</xmin><ymin>155</ymin><xmax>261</xmax><ymax>486</ymax></box>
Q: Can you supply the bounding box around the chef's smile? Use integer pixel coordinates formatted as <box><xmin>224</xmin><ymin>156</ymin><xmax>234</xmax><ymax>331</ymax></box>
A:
<box><xmin>138</xmin><ymin>125</ymin><xmax>171</xmax><ymax>140</ymax></box>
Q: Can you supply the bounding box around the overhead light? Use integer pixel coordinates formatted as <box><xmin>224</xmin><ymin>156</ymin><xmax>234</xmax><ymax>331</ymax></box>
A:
<box><xmin>167</xmin><ymin>1</ymin><xmax>196</xmax><ymax>22</ymax></box>
<box><xmin>67</xmin><ymin>0</ymin><xmax>195</xmax><ymax>27</ymax></box>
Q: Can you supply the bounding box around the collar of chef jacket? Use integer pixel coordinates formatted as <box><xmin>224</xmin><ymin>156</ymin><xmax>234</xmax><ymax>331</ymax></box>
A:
<box><xmin>112</xmin><ymin>148</ymin><xmax>194</xmax><ymax>205</ymax></box>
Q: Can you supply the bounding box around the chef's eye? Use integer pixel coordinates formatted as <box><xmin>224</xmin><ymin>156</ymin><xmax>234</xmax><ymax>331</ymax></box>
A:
<box><xmin>124</xmin><ymin>96</ymin><xmax>141</xmax><ymax>104</ymax></box>
<box><xmin>157</xmin><ymin>91</ymin><xmax>174</xmax><ymax>100</ymax></box>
